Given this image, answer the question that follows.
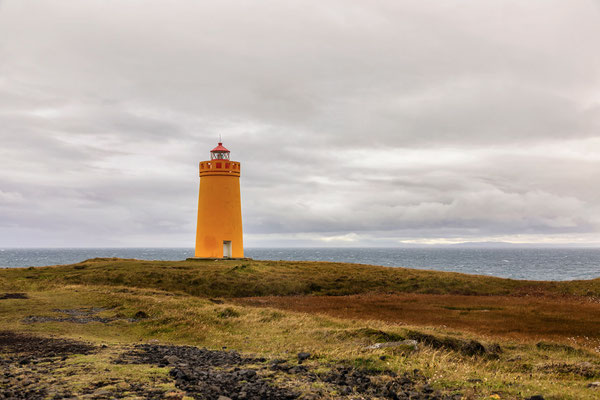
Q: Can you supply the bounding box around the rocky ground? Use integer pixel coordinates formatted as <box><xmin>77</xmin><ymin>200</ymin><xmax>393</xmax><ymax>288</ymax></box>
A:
<box><xmin>0</xmin><ymin>330</ymin><xmax>467</xmax><ymax>400</ymax></box>
<box><xmin>0</xmin><ymin>331</ymin><xmax>96</xmax><ymax>399</ymax></box>
<box><xmin>117</xmin><ymin>343</ymin><xmax>463</xmax><ymax>400</ymax></box>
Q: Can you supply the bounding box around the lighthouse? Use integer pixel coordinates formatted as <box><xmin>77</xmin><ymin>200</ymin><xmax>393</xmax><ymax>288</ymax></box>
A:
<box><xmin>194</xmin><ymin>142</ymin><xmax>244</xmax><ymax>258</ymax></box>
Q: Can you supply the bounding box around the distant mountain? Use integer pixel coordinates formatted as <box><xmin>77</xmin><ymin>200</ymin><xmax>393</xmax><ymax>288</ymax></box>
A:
<box><xmin>448</xmin><ymin>241</ymin><xmax>593</xmax><ymax>248</ymax></box>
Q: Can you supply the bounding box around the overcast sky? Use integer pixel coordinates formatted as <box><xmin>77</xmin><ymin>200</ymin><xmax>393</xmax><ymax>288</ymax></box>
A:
<box><xmin>1</xmin><ymin>0</ymin><xmax>600</xmax><ymax>248</ymax></box>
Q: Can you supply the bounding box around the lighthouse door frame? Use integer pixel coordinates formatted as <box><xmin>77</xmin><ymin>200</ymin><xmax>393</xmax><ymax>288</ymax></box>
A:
<box><xmin>223</xmin><ymin>241</ymin><xmax>232</xmax><ymax>258</ymax></box>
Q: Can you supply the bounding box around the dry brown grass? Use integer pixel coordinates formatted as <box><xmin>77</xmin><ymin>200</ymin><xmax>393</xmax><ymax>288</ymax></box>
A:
<box><xmin>236</xmin><ymin>293</ymin><xmax>600</xmax><ymax>348</ymax></box>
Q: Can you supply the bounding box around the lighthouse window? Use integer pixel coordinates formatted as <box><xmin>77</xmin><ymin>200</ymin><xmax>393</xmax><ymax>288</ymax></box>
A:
<box><xmin>225</xmin><ymin>163</ymin><xmax>230</xmax><ymax>168</ymax></box>
<box><xmin>216</xmin><ymin>162</ymin><xmax>222</xmax><ymax>168</ymax></box>
<box><xmin>211</xmin><ymin>152</ymin><xmax>230</xmax><ymax>160</ymax></box>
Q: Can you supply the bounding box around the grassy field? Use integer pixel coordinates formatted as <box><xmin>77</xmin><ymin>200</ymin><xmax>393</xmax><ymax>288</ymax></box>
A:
<box><xmin>2</xmin><ymin>258</ymin><xmax>600</xmax><ymax>399</ymax></box>
<box><xmin>3</xmin><ymin>257</ymin><xmax>600</xmax><ymax>297</ymax></box>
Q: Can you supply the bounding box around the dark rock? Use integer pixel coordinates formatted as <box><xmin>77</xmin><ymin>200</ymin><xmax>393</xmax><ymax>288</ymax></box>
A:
<box><xmin>134</xmin><ymin>311</ymin><xmax>149</xmax><ymax>319</ymax></box>
<box><xmin>339</xmin><ymin>386</ymin><xmax>352</xmax><ymax>395</ymax></box>
<box><xmin>422</xmin><ymin>384</ymin><xmax>434</xmax><ymax>393</ymax></box>
<box><xmin>240</xmin><ymin>369</ymin><xmax>256</xmax><ymax>379</ymax></box>
<box><xmin>0</xmin><ymin>293</ymin><xmax>28</xmax><ymax>300</ymax></box>
<box><xmin>525</xmin><ymin>396</ymin><xmax>545</xmax><ymax>400</ymax></box>
<box><xmin>297</xmin><ymin>352</ymin><xmax>311</xmax><ymax>362</ymax></box>
<box><xmin>164</xmin><ymin>355</ymin><xmax>180</xmax><ymax>365</ymax></box>
<box><xmin>461</xmin><ymin>340</ymin><xmax>487</xmax><ymax>357</ymax></box>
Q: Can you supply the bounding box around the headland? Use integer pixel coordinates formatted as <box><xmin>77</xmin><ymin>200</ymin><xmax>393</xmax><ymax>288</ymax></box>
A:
<box><xmin>2</xmin><ymin>258</ymin><xmax>600</xmax><ymax>399</ymax></box>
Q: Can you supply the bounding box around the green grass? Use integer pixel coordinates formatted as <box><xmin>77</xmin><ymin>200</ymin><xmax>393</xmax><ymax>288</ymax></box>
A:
<box><xmin>2</xmin><ymin>257</ymin><xmax>600</xmax><ymax>298</ymax></box>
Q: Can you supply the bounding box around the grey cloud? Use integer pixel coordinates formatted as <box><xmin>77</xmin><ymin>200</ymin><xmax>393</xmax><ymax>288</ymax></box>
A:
<box><xmin>1</xmin><ymin>0</ymin><xmax>600</xmax><ymax>247</ymax></box>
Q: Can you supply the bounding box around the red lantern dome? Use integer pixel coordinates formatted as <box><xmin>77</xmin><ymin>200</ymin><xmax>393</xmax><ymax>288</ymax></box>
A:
<box><xmin>210</xmin><ymin>142</ymin><xmax>230</xmax><ymax>160</ymax></box>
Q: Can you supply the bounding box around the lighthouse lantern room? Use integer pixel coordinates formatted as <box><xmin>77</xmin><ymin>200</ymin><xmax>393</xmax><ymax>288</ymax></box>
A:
<box><xmin>210</xmin><ymin>143</ymin><xmax>231</xmax><ymax>160</ymax></box>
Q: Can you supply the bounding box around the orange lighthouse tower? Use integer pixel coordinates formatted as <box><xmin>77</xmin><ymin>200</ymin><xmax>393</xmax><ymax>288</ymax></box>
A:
<box><xmin>194</xmin><ymin>142</ymin><xmax>244</xmax><ymax>258</ymax></box>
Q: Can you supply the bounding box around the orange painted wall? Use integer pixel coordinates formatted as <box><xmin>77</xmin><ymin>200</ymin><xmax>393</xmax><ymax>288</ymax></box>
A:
<box><xmin>194</xmin><ymin>160</ymin><xmax>244</xmax><ymax>258</ymax></box>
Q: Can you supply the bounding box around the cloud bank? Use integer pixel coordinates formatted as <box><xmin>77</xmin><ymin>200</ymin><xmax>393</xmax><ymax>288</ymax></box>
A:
<box><xmin>1</xmin><ymin>0</ymin><xmax>600</xmax><ymax>247</ymax></box>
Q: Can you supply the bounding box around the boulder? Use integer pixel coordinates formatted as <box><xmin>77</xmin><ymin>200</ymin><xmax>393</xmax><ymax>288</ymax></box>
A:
<box><xmin>164</xmin><ymin>355</ymin><xmax>179</xmax><ymax>365</ymax></box>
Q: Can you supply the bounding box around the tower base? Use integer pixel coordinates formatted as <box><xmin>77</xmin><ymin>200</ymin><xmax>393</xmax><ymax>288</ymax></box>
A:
<box><xmin>186</xmin><ymin>257</ymin><xmax>253</xmax><ymax>261</ymax></box>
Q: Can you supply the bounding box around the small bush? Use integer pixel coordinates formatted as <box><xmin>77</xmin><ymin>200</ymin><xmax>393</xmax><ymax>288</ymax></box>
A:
<box><xmin>406</xmin><ymin>330</ymin><xmax>490</xmax><ymax>357</ymax></box>
<box><xmin>228</xmin><ymin>264</ymin><xmax>251</xmax><ymax>273</ymax></box>
<box><xmin>217</xmin><ymin>307</ymin><xmax>240</xmax><ymax>319</ymax></box>
<box><xmin>536</xmin><ymin>341</ymin><xmax>582</xmax><ymax>355</ymax></box>
<box><xmin>259</xmin><ymin>311</ymin><xmax>284</xmax><ymax>323</ymax></box>
<box><xmin>133</xmin><ymin>311</ymin><xmax>149</xmax><ymax>319</ymax></box>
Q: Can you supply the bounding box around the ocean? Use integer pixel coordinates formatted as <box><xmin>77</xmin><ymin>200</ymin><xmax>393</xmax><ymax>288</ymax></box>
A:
<box><xmin>1</xmin><ymin>247</ymin><xmax>600</xmax><ymax>281</ymax></box>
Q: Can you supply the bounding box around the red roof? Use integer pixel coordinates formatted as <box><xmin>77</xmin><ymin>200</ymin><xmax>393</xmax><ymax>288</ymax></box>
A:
<box><xmin>211</xmin><ymin>142</ymin><xmax>230</xmax><ymax>152</ymax></box>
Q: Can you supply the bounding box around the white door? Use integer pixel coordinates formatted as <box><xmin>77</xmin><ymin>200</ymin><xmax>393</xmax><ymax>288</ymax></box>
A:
<box><xmin>223</xmin><ymin>241</ymin><xmax>232</xmax><ymax>258</ymax></box>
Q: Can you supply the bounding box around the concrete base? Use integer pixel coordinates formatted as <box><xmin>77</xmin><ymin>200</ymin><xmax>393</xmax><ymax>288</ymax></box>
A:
<box><xmin>186</xmin><ymin>257</ymin><xmax>253</xmax><ymax>261</ymax></box>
